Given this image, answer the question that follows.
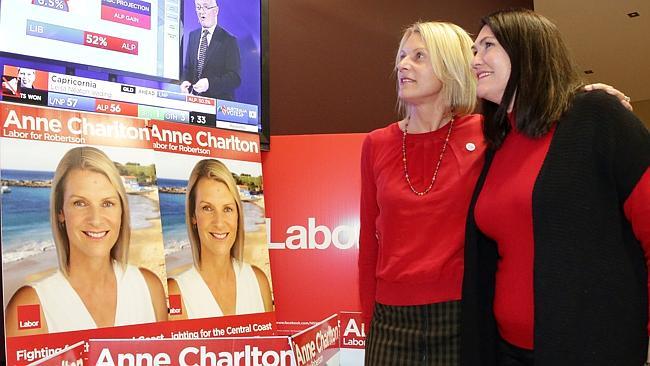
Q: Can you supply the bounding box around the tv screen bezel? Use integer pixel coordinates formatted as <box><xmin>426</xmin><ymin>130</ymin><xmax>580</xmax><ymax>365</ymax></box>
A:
<box><xmin>260</xmin><ymin>0</ymin><xmax>269</xmax><ymax>151</ymax></box>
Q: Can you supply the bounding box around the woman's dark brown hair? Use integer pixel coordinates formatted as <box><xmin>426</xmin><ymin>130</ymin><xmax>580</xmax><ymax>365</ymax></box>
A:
<box><xmin>480</xmin><ymin>8</ymin><xmax>584</xmax><ymax>148</ymax></box>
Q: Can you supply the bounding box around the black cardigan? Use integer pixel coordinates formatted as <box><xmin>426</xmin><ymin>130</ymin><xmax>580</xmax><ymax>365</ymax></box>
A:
<box><xmin>461</xmin><ymin>91</ymin><xmax>650</xmax><ymax>366</ymax></box>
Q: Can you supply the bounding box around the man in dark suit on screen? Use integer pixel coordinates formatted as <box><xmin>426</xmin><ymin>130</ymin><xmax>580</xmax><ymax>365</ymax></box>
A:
<box><xmin>180</xmin><ymin>0</ymin><xmax>241</xmax><ymax>100</ymax></box>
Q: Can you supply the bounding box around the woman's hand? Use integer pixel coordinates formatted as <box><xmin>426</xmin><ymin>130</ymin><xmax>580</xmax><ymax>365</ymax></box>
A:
<box><xmin>583</xmin><ymin>83</ymin><xmax>633</xmax><ymax>111</ymax></box>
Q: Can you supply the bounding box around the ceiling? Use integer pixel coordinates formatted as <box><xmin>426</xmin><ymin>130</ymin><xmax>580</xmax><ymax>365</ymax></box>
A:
<box><xmin>534</xmin><ymin>0</ymin><xmax>650</xmax><ymax>102</ymax></box>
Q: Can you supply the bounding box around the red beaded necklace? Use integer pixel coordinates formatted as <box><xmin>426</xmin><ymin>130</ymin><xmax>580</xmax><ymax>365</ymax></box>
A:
<box><xmin>402</xmin><ymin>116</ymin><xmax>455</xmax><ymax>196</ymax></box>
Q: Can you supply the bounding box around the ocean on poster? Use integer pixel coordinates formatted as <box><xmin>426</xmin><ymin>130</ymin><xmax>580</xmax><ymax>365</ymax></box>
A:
<box><xmin>1</xmin><ymin>169</ymin><xmax>160</xmax><ymax>264</ymax></box>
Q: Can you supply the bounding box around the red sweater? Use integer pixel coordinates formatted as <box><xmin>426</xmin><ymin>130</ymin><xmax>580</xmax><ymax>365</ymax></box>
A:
<box><xmin>475</xmin><ymin>123</ymin><xmax>650</xmax><ymax>350</ymax></box>
<box><xmin>358</xmin><ymin>115</ymin><xmax>485</xmax><ymax>323</ymax></box>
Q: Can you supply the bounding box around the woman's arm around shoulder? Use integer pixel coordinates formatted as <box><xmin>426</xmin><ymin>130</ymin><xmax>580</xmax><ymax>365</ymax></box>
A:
<box><xmin>5</xmin><ymin>286</ymin><xmax>49</xmax><ymax>336</ymax></box>
<box><xmin>252</xmin><ymin>266</ymin><xmax>274</xmax><ymax>312</ymax></box>
<box><xmin>138</xmin><ymin>268</ymin><xmax>168</xmax><ymax>322</ymax></box>
<box><xmin>582</xmin><ymin>83</ymin><xmax>633</xmax><ymax>111</ymax></box>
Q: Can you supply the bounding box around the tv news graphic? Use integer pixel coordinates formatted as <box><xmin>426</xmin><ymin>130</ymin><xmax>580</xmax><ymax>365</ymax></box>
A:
<box><xmin>0</xmin><ymin>0</ymin><xmax>181</xmax><ymax>80</ymax></box>
<box><xmin>2</xmin><ymin>65</ymin><xmax>257</xmax><ymax>132</ymax></box>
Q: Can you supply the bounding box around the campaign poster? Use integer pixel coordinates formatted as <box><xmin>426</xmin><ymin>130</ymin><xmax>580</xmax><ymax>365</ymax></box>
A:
<box><xmin>0</xmin><ymin>102</ymin><xmax>275</xmax><ymax>365</ymax></box>
<box><xmin>151</xmin><ymin>120</ymin><xmax>274</xmax><ymax>321</ymax></box>
<box><xmin>0</xmin><ymin>102</ymin><xmax>167</xmax><ymax>364</ymax></box>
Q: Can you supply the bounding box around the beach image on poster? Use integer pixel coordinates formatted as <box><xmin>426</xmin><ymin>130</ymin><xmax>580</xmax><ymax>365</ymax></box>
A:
<box><xmin>156</xmin><ymin>151</ymin><xmax>273</xmax><ymax>320</ymax></box>
<box><xmin>1</xmin><ymin>139</ymin><xmax>168</xmax><ymax>335</ymax></box>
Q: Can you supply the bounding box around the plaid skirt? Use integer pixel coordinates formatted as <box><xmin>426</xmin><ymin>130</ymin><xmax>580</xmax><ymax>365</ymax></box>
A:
<box><xmin>364</xmin><ymin>300</ymin><xmax>461</xmax><ymax>366</ymax></box>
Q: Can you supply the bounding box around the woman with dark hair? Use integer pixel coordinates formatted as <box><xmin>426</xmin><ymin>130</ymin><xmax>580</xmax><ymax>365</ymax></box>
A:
<box><xmin>462</xmin><ymin>8</ymin><xmax>650</xmax><ymax>366</ymax></box>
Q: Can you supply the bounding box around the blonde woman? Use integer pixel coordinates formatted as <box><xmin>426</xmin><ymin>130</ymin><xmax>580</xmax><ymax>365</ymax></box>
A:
<box><xmin>5</xmin><ymin>146</ymin><xmax>167</xmax><ymax>336</ymax></box>
<box><xmin>359</xmin><ymin>22</ymin><xmax>483</xmax><ymax>365</ymax></box>
<box><xmin>168</xmin><ymin>159</ymin><xmax>273</xmax><ymax>319</ymax></box>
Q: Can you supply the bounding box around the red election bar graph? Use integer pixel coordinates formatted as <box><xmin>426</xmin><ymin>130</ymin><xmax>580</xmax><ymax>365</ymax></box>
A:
<box><xmin>84</xmin><ymin>31</ymin><xmax>139</xmax><ymax>55</ymax></box>
<box><xmin>26</xmin><ymin>20</ymin><xmax>138</xmax><ymax>56</ymax></box>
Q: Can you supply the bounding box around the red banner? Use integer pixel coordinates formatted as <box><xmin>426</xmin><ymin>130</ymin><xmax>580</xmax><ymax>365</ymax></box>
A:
<box><xmin>150</xmin><ymin>120</ymin><xmax>261</xmax><ymax>162</ymax></box>
<box><xmin>0</xmin><ymin>103</ymin><xmax>261</xmax><ymax>162</ymax></box>
<box><xmin>263</xmin><ymin>134</ymin><xmax>365</xmax><ymax>326</ymax></box>
<box><xmin>88</xmin><ymin>336</ymin><xmax>293</xmax><ymax>366</ymax></box>
<box><xmin>339</xmin><ymin>312</ymin><xmax>366</xmax><ymax>350</ymax></box>
<box><xmin>290</xmin><ymin>314</ymin><xmax>340</xmax><ymax>366</ymax></box>
<box><xmin>6</xmin><ymin>312</ymin><xmax>275</xmax><ymax>365</ymax></box>
<box><xmin>1</xmin><ymin>102</ymin><xmax>152</xmax><ymax>149</ymax></box>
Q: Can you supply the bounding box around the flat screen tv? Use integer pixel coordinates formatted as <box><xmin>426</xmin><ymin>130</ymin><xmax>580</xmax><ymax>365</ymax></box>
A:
<box><xmin>0</xmin><ymin>0</ymin><xmax>269</xmax><ymax>149</ymax></box>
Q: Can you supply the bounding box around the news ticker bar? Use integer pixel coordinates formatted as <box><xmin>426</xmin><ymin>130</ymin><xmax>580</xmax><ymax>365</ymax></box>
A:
<box><xmin>2</xmin><ymin>65</ymin><xmax>260</xmax><ymax>132</ymax></box>
<box><xmin>0</xmin><ymin>88</ymin><xmax>257</xmax><ymax>133</ymax></box>
<box><xmin>36</xmin><ymin>71</ymin><xmax>200</xmax><ymax>112</ymax></box>
<box><xmin>43</xmin><ymin>72</ymin><xmax>260</xmax><ymax>126</ymax></box>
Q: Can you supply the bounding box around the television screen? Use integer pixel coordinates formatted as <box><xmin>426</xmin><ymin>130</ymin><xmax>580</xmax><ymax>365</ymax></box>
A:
<box><xmin>0</xmin><ymin>0</ymin><xmax>182</xmax><ymax>80</ymax></box>
<box><xmin>0</xmin><ymin>0</ymin><xmax>268</xmax><ymax>149</ymax></box>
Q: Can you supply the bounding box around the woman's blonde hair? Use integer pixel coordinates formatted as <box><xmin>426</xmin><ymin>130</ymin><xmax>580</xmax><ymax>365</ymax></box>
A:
<box><xmin>186</xmin><ymin>159</ymin><xmax>245</xmax><ymax>267</ymax></box>
<box><xmin>396</xmin><ymin>21</ymin><xmax>477</xmax><ymax>117</ymax></box>
<box><xmin>50</xmin><ymin>146</ymin><xmax>130</xmax><ymax>275</ymax></box>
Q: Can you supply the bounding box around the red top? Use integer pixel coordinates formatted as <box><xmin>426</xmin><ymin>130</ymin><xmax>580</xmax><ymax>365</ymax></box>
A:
<box><xmin>475</xmin><ymin>121</ymin><xmax>650</xmax><ymax>350</ymax></box>
<box><xmin>358</xmin><ymin>115</ymin><xmax>485</xmax><ymax>323</ymax></box>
